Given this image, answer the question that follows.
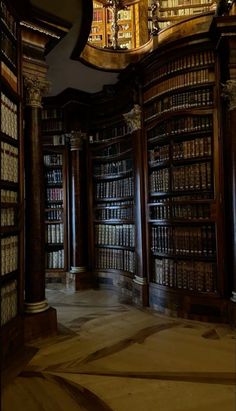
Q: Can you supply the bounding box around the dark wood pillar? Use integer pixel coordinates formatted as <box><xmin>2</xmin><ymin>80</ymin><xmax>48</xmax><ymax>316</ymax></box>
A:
<box><xmin>24</xmin><ymin>76</ymin><xmax>49</xmax><ymax>313</ymax></box>
<box><xmin>68</xmin><ymin>131</ymin><xmax>91</xmax><ymax>290</ymax></box>
<box><xmin>222</xmin><ymin>80</ymin><xmax>236</xmax><ymax>304</ymax></box>
<box><xmin>123</xmin><ymin>105</ymin><xmax>148</xmax><ymax>306</ymax></box>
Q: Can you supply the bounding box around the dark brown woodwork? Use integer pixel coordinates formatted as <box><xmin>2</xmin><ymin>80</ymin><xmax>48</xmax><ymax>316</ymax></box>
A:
<box><xmin>24</xmin><ymin>105</ymin><xmax>47</xmax><ymax>305</ymax></box>
<box><xmin>69</xmin><ymin>133</ymin><xmax>91</xmax><ymax>289</ymax></box>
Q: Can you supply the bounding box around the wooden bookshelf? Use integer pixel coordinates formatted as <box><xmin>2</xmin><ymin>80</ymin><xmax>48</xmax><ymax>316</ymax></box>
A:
<box><xmin>141</xmin><ymin>38</ymin><xmax>227</xmax><ymax>320</ymax></box>
<box><xmin>0</xmin><ymin>0</ymin><xmax>24</xmax><ymax>363</ymax></box>
<box><xmin>42</xmin><ymin>106</ymin><xmax>68</xmax><ymax>281</ymax></box>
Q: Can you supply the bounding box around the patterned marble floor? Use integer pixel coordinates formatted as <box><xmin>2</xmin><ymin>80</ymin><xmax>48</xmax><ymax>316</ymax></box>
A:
<box><xmin>2</xmin><ymin>285</ymin><xmax>236</xmax><ymax>411</ymax></box>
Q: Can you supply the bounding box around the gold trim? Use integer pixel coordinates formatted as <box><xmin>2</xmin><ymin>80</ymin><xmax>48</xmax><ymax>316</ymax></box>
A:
<box><xmin>24</xmin><ymin>299</ymin><xmax>49</xmax><ymax>314</ymax></box>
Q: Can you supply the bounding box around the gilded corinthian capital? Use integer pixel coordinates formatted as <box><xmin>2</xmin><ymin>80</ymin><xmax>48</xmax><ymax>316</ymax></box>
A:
<box><xmin>221</xmin><ymin>80</ymin><xmax>236</xmax><ymax>111</ymax></box>
<box><xmin>123</xmin><ymin>104</ymin><xmax>142</xmax><ymax>133</ymax></box>
<box><xmin>24</xmin><ymin>76</ymin><xmax>50</xmax><ymax>108</ymax></box>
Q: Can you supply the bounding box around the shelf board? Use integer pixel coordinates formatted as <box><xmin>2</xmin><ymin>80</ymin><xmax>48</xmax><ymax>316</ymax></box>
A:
<box><xmin>0</xmin><ymin>51</ymin><xmax>17</xmax><ymax>75</ymax></box>
<box><xmin>93</xmin><ymin>219</ymin><xmax>134</xmax><ymax>224</ymax></box>
<box><xmin>1</xmin><ymin>18</ymin><xmax>17</xmax><ymax>43</ymax></box>
<box><xmin>151</xmin><ymin>251</ymin><xmax>216</xmax><ymax>261</ymax></box>
<box><xmin>95</xmin><ymin>244</ymin><xmax>135</xmax><ymax>251</ymax></box>
<box><xmin>93</xmin><ymin>169</ymin><xmax>133</xmax><ymax>181</ymax></box>
<box><xmin>45</xmin><ymin>220</ymin><xmax>63</xmax><ymax>224</ymax></box>
<box><xmin>0</xmin><ymin>226</ymin><xmax>18</xmax><ymax>234</ymax></box>
<box><xmin>0</xmin><ymin>132</ymin><xmax>19</xmax><ymax>147</ymax></box>
<box><xmin>95</xmin><ymin>268</ymin><xmax>134</xmax><ymax>278</ymax></box>
<box><xmin>149</xmin><ymin>160</ymin><xmax>170</xmax><ymax>169</ymax></box>
<box><xmin>46</xmin><ymin>243</ymin><xmax>64</xmax><ymax>248</ymax></box>
<box><xmin>0</xmin><ymin>202</ymin><xmax>18</xmax><ymax>208</ymax></box>
<box><xmin>147</xmin><ymin>128</ymin><xmax>212</xmax><ymax>145</ymax></box>
<box><xmin>144</xmin><ymin>81</ymin><xmax>215</xmax><ymax>105</ymax></box>
<box><xmin>0</xmin><ymin>181</ymin><xmax>18</xmax><ymax>190</ymax></box>
<box><xmin>148</xmin><ymin>198</ymin><xmax>214</xmax><ymax>205</ymax></box>
<box><xmin>0</xmin><ymin>270</ymin><xmax>18</xmax><ymax>284</ymax></box>
<box><xmin>46</xmin><ymin>182</ymin><xmax>63</xmax><ymax>187</ymax></box>
<box><xmin>92</xmin><ymin>148</ymin><xmax>132</xmax><ymax>161</ymax></box>
<box><xmin>144</xmin><ymin>107</ymin><xmax>214</xmax><ymax>124</ymax></box>
<box><xmin>44</xmin><ymin>164</ymin><xmax>63</xmax><ymax>169</ymax></box>
<box><xmin>149</xmin><ymin>190</ymin><xmax>212</xmax><ymax>198</ymax></box>
<box><xmin>95</xmin><ymin>196</ymin><xmax>134</xmax><ymax>203</ymax></box>
<box><xmin>148</xmin><ymin>218</ymin><xmax>215</xmax><ymax>224</ymax></box>
<box><xmin>1</xmin><ymin>74</ymin><xmax>19</xmax><ymax>100</ymax></box>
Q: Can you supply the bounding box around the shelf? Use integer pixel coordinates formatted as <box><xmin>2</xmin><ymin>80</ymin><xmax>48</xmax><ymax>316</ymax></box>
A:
<box><xmin>92</xmin><ymin>148</ymin><xmax>132</xmax><ymax>161</ymax></box>
<box><xmin>159</xmin><ymin>3</ymin><xmax>215</xmax><ymax>11</ymax></box>
<box><xmin>93</xmin><ymin>219</ymin><xmax>134</xmax><ymax>224</ymax></box>
<box><xmin>95</xmin><ymin>268</ymin><xmax>134</xmax><ymax>278</ymax></box>
<box><xmin>46</xmin><ymin>243</ymin><xmax>64</xmax><ymax>248</ymax></box>
<box><xmin>95</xmin><ymin>244</ymin><xmax>135</xmax><ymax>251</ymax></box>
<box><xmin>145</xmin><ymin>107</ymin><xmax>214</xmax><ymax>124</ymax></box>
<box><xmin>46</xmin><ymin>182</ymin><xmax>63</xmax><ymax>187</ymax></box>
<box><xmin>148</xmin><ymin>198</ymin><xmax>213</xmax><ymax>205</ymax></box>
<box><xmin>149</xmin><ymin>190</ymin><xmax>212</xmax><ymax>198</ymax></box>
<box><xmin>0</xmin><ymin>226</ymin><xmax>18</xmax><ymax>235</ymax></box>
<box><xmin>149</xmin><ymin>160</ymin><xmax>170</xmax><ymax>169</ymax></box>
<box><xmin>149</xmin><ymin>218</ymin><xmax>215</xmax><ymax>224</ymax></box>
<box><xmin>46</xmin><ymin>200</ymin><xmax>63</xmax><ymax>204</ymax></box>
<box><xmin>1</xmin><ymin>18</ymin><xmax>17</xmax><ymax>42</ymax></box>
<box><xmin>45</xmin><ymin>220</ymin><xmax>63</xmax><ymax>224</ymax></box>
<box><xmin>1</xmin><ymin>74</ymin><xmax>19</xmax><ymax>100</ymax></box>
<box><xmin>44</xmin><ymin>164</ymin><xmax>63</xmax><ymax>169</ymax></box>
<box><xmin>93</xmin><ymin>169</ymin><xmax>133</xmax><ymax>180</ymax></box>
<box><xmin>95</xmin><ymin>196</ymin><xmax>134</xmax><ymax>203</ymax></box>
<box><xmin>0</xmin><ymin>132</ymin><xmax>18</xmax><ymax>146</ymax></box>
<box><xmin>148</xmin><ymin>128</ymin><xmax>212</xmax><ymax>145</ymax></box>
<box><xmin>0</xmin><ymin>181</ymin><xmax>18</xmax><ymax>190</ymax></box>
<box><xmin>144</xmin><ymin>63</ymin><xmax>215</xmax><ymax>91</ymax></box>
<box><xmin>0</xmin><ymin>270</ymin><xmax>18</xmax><ymax>284</ymax></box>
<box><xmin>0</xmin><ymin>50</ymin><xmax>17</xmax><ymax>75</ymax></box>
<box><xmin>144</xmin><ymin>82</ymin><xmax>215</xmax><ymax>105</ymax></box>
<box><xmin>172</xmin><ymin>155</ymin><xmax>212</xmax><ymax>166</ymax></box>
<box><xmin>0</xmin><ymin>202</ymin><xmax>18</xmax><ymax>208</ymax></box>
<box><xmin>151</xmin><ymin>251</ymin><xmax>215</xmax><ymax>260</ymax></box>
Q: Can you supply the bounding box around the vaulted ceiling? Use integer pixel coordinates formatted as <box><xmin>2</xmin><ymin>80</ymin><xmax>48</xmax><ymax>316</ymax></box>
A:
<box><xmin>30</xmin><ymin>0</ymin><xmax>120</xmax><ymax>95</ymax></box>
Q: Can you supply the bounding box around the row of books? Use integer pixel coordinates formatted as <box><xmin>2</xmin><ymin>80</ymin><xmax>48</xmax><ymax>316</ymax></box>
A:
<box><xmin>173</xmin><ymin>136</ymin><xmax>212</xmax><ymax>159</ymax></box>
<box><xmin>44</xmin><ymin>154</ymin><xmax>63</xmax><ymax>166</ymax></box>
<box><xmin>46</xmin><ymin>223</ymin><xmax>64</xmax><ymax>244</ymax></box>
<box><xmin>1</xmin><ymin>207</ymin><xmax>15</xmax><ymax>226</ymax></box>
<box><xmin>45</xmin><ymin>169</ymin><xmax>62</xmax><ymax>184</ymax></box>
<box><xmin>150</xmin><ymin>203</ymin><xmax>211</xmax><ymax>220</ymax></box>
<box><xmin>1</xmin><ymin>92</ymin><xmax>18</xmax><ymax>139</ymax></box>
<box><xmin>144</xmin><ymin>69</ymin><xmax>213</xmax><ymax>102</ymax></box>
<box><xmin>95</xmin><ymin>177</ymin><xmax>134</xmax><ymax>199</ymax></box>
<box><xmin>1</xmin><ymin>61</ymin><xmax>17</xmax><ymax>92</ymax></box>
<box><xmin>45</xmin><ymin>209</ymin><xmax>63</xmax><ymax>222</ymax></box>
<box><xmin>95</xmin><ymin>224</ymin><xmax>135</xmax><ymax>247</ymax></box>
<box><xmin>95</xmin><ymin>206</ymin><xmax>134</xmax><ymax>221</ymax></box>
<box><xmin>151</xmin><ymin>224</ymin><xmax>215</xmax><ymax>256</ymax></box>
<box><xmin>42</xmin><ymin>108</ymin><xmax>62</xmax><ymax>120</ymax></box>
<box><xmin>1</xmin><ymin>235</ymin><xmax>18</xmax><ymax>275</ymax></box>
<box><xmin>159</xmin><ymin>6</ymin><xmax>213</xmax><ymax>18</ymax></box>
<box><xmin>149</xmin><ymin>169</ymin><xmax>170</xmax><ymax>193</ymax></box>
<box><xmin>159</xmin><ymin>0</ymin><xmax>214</xmax><ymax>7</ymax></box>
<box><xmin>46</xmin><ymin>188</ymin><xmax>63</xmax><ymax>201</ymax></box>
<box><xmin>1</xmin><ymin>279</ymin><xmax>17</xmax><ymax>326</ymax></box>
<box><xmin>1</xmin><ymin>189</ymin><xmax>17</xmax><ymax>203</ymax></box>
<box><xmin>95</xmin><ymin>248</ymin><xmax>135</xmax><ymax>273</ymax></box>
<box><xmin>42</xmin><ymin>119</ymin><xmax>63</xmax><ymax>132</ymax></box>
<box><xmin>1</xmin><ymin>30</ymin><xmax>17</xmax><ymax>68</ymax></box>
<box><xmin>149</xmin><ymin>144</ymin><xmax>169</xmax><ymax>163</ymax></box>
<box><xmin>172</xmin><ymin>162</ymin><xmax>211</xmax><ymax>191</ymax></box>
<box><xmin>144</xmin><ymin>50</ymin><xmax>214</xmax><ymax>85</ymax></box>
<box><xmin>145</xmin><ymin>88</ymin><xmax>213</xmax><ymax>120</ymax></box>
<box><xmin>94</xmin><ymin>159</ymin><xmax>133</xmax><ymax>177</ymax></box>
<box><xmin>1</xmin><ymin>142</ymin><xmax>18</xmax><ymax>182</ymax></box>
<box><xmin>153</xmin><ymin>258</ymin><xmax>216</xmax><ymax>293</ymax></box>
<box><xmin>147</xmin><ymin>115</ymin><xmax>212</xmax><ymax>140</ymax></box>
<box><xmin>46</xmin><ymin>249</ymin><xmax>64</xmax><ymax>269</ymax></box>
<box><xmin>1</xmin><ymin>0</ymin><xmax>17</xmax><ymax>37</ymax></box>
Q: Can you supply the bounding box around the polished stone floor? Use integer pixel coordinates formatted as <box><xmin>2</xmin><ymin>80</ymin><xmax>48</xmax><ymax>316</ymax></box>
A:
<box><xmin>2</xmin><ymin>284</ymin><xmax>236</xmax><ymax>411</ymax></box>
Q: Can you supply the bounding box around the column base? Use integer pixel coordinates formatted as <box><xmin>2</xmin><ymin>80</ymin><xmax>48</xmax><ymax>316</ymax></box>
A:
<box><xmin>230</xmin><ymin>291</ymin><xmax>236</xmax><ymax>303</ymax></box>
<box><xmin>132</xmin><ymin>276</ymin><xmax>148</xmax><ymax>307</ymax></box>
<box><xmin>24</xmin><ymin>299</ymin><xmax>49</xmax><ymax>314</ymax></box>
<box><xmin>67</xmin><ymin>268</ymin><xmax>94</xmax><ymax>290</ymax></box>
<box><xmin>24</xmin><ymin>307</ymin><xmax>57</xmax><ymax>342</ymax></box>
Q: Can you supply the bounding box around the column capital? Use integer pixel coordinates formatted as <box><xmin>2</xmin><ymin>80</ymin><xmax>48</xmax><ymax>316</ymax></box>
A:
<box><xmin>68</xmin><ymin>130</ymin><xmax>87</xmax><ymax>151</ymax></box>
<box><xmin>24</xmin><ymin>75</ymin><xmax>50</xmax><ymax>108</ymax></box>
<box><xmin>123</xmin><ymin>104</ymin><xmax>142</xmax><ymax>133</ymax></box>
<box><xmin>221</xmin><ymin>80</ymin><xmax>236</xmax><ymax>111</ymax></box>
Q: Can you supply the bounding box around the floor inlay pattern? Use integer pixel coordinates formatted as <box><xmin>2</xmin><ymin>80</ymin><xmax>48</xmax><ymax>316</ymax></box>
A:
<box><xmin>2</xmin><ymin>286</ymin><xmax>236</xmax><ymax>411</ymax></box>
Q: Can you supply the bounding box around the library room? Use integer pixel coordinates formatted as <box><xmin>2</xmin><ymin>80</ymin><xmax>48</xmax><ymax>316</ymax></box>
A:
<box><xmin>1</xmin><ymin>0</ymin><xmax>236</xmax><ymax>410</ymax></box>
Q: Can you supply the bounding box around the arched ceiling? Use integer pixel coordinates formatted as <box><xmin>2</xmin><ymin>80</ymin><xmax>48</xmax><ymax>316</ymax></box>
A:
<box><xmin>29</xmin><ymin>0</ymin><xmax>119</xmax><ymax>95</ymax></box>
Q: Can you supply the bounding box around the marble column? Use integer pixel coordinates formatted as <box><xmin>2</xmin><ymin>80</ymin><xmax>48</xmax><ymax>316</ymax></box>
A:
<box><xmin>24</xmin><ymin>76</ymin><xmax>49</xmax><ymax>313</ymax></box>
<box><xmin>68</xmin><ymin>131</ymin><xmax>90</xmax><ymax>290</ymax></box>
<box><xmin>123</xmin><ymin>105</ymin><xmax>148</xmax><ymax>306</ymax></box>
<box><xmin>222</xmin><ymin>80</ymin><xmax>236</xmax><ymax>303</ymax></box>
